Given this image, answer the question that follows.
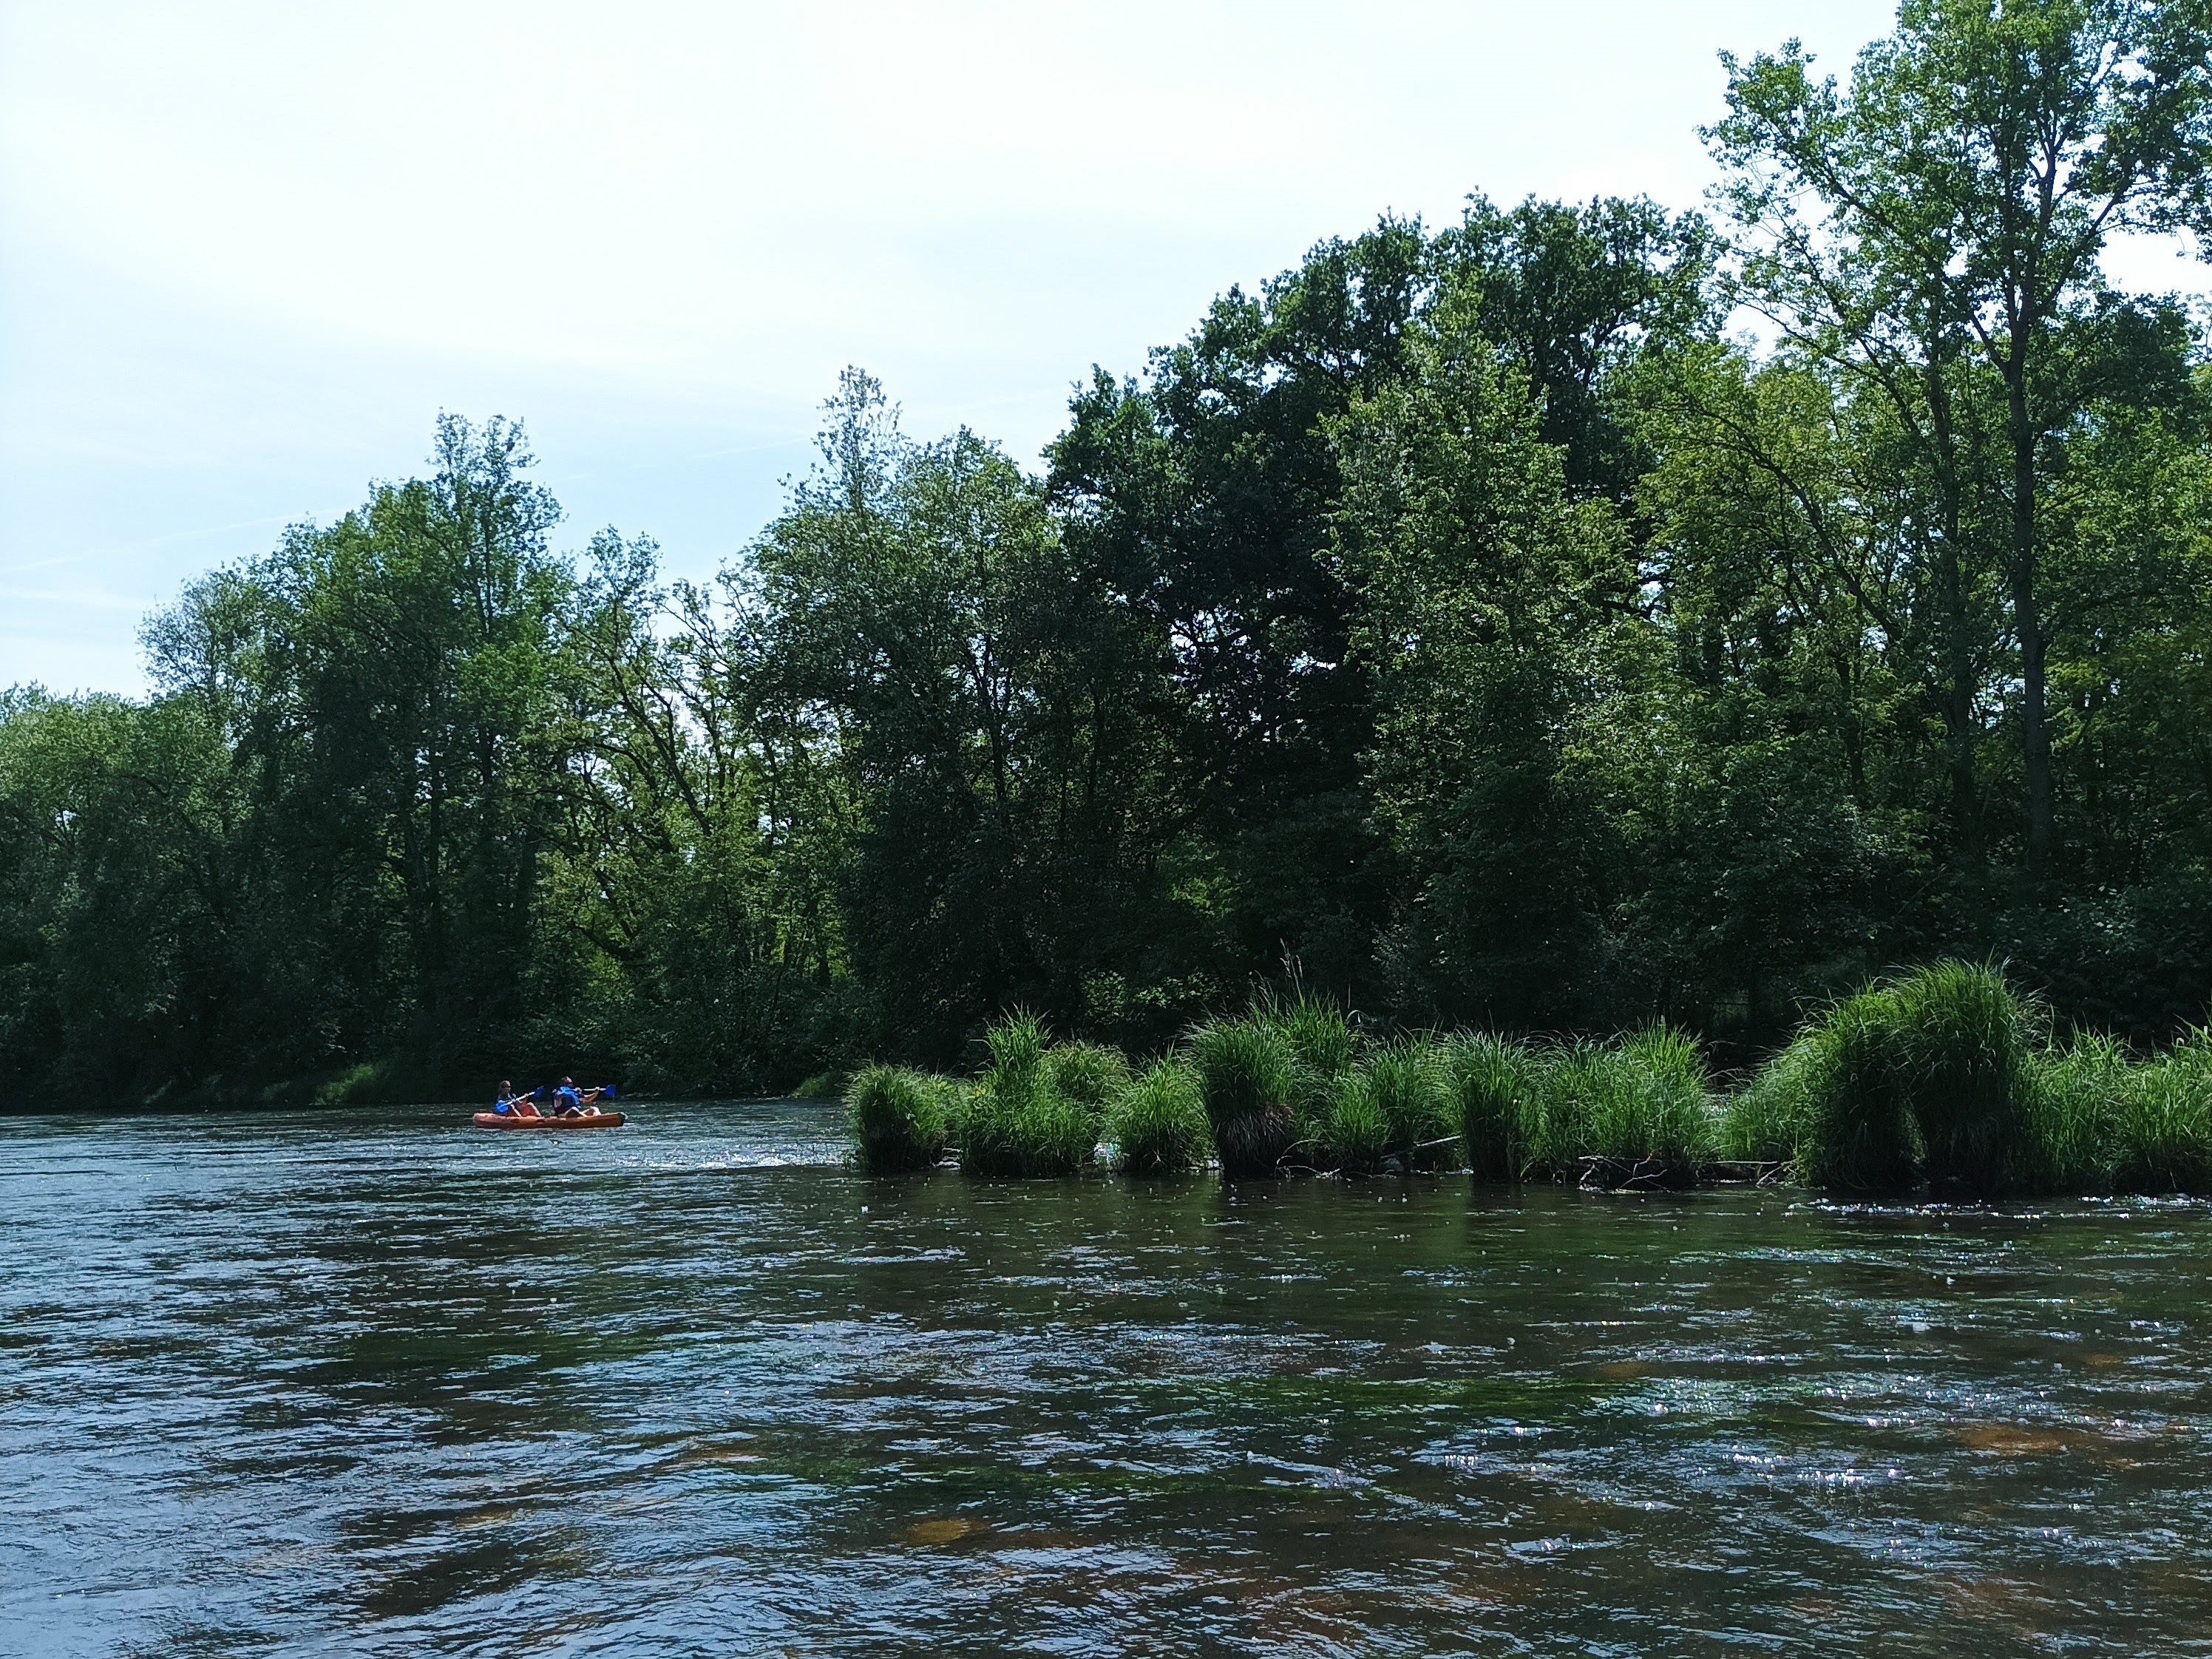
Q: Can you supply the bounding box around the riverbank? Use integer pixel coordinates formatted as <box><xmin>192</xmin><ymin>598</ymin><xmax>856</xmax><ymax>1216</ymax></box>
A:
<box><xmin>850</xmin><ymin>963</ymin><xmax>2212</xmax><ymax>1198</ymax></box>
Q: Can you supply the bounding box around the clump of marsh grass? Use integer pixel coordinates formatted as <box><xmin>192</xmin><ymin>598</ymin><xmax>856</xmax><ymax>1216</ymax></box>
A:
<box><xmin>1326</xmin><ymin>1037</ymin><xmax>1458</xmax><ymax>1174</ymax></box>
<box><xmin>1528</xmin><ymin>1027</ymin><xmax>1717</xmax><ymax>1186</ymax></box>
<box><xmin>1887</xmin><ymin>961</ymin><xmax>2035</xmax><ymax>1195</ymax></box>
<box><xmin>1255</xmin><ymin>988</ymin><xmax>1360</xmax><ymax>1161</ymax></box>
<box><xmin>2108</xmin><ymin>1032</ymin><xmax>2212</xmax><ymax>1195</ymax></box>
<box><xmin>2019</xmin><ymin>1033</ymin><xmax>2130</xmax><ymax>1194</ymax></box>
<box><xmin>1787</xmin><ymin>962</ymin><xmax>2035</xmax><ymax>1195</ymax></box>
<box><xmin>1323</xmin><ymin>1069</ymin><xmax>1391</xmax><ymax>1174</ymax></box>
<box><xmin>1105</xmin><ymin>1058</ymin><xmax>1211</xmax><ymax>1175</ymax></box>
<box><xmin>847</xmin><ymin>1065</ymin><xmax>954</xmax><ymax>1173</ymax></box>
<box><xmin>794</xmin><ymin>1068</ymin><xmax>849</xmax><ymax>1102</ymax></box>
<box><xmin>961</xmin><ymin>1012</ymin><xmax>1099</xmax><ymax>1177</ymax></box>
<box><xmin>1719</xmin><ymin>1035</ymin><xmax>1816</xmax><ymax>1170</ymax></box>
<box><xmin>1189</xmin><ymin>1017</ymin><xmax>1298</xmax><ymax>1178</ymax></box>
<box><xmin>1443</xmin><ymin>1033</ymin><xmax>1541</xmax><ymax>1181</ymax></box>
<box><xmin>1043</xmin><ymin>1042</ymin><xmax>1130</xmax><ymax>1112</ymax></box>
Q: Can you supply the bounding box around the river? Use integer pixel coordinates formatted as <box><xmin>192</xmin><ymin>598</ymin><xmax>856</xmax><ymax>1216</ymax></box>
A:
<box><xmin>4</xmin><ymin>1100</ymin><xmax>2210</xmax><ymax>1655</ymax></box>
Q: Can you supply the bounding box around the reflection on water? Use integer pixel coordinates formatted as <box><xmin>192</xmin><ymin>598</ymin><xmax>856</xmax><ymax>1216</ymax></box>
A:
<box><xmin>5</xmin><ymin>1100</ymin><xmax>2212</xmax><ymax>1655</ymax></box>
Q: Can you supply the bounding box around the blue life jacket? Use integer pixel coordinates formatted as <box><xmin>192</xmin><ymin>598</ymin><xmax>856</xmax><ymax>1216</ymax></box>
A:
<box><xmin>556</xmin><ymin>1086</ymin><xmax>580</xmax><ymax>1108</ymax></box>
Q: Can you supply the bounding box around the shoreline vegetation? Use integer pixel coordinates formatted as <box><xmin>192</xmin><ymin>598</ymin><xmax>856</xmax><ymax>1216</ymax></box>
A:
<box><xmin>848</xmin><ymin>963</ymin><xmax>2212</xmax><ymax>1198</ymax></box>
<box><xmin>7</xmin><ymin>4</ymin><xmax>2212</xmax><ymax>1113</ymax></box>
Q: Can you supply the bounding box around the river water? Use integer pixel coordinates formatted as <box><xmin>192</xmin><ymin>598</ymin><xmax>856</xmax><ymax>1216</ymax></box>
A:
<box><xmin>5</xmin><ymin>1101</ymin><xmax>2212</xmax><ymax>1655</ymax></box>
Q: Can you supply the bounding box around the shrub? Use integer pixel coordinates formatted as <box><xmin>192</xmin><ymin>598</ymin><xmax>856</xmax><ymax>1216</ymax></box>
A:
<box><xmin>1190</xmin><ymin>1017</ymin><xmax>1297</xmax><ymax>1178</ymax></box>
<box><xmin>847</xmin><ymin>1065</ymin><xmax>951</xmax><ymax>1173</ymax></box>
<box><xmin>1105</xmin><ymin>1059</ymin><xmax>1211</xmax><ymax>1174</ymax></box>
<box><xmin>794</xmin><ymin>1069</ymin><xmax>847</xmax><ymax>1102</ymax></box>
<box><xmin>2110</xmin><ymin>1033</ymin><xmax>2212</xmax><ymax>1195</ymax></box>
<box><xmin>1445</xmin><ymin>1034</ymin><xmax>1540</xmax><ymax>1181</ymax></box>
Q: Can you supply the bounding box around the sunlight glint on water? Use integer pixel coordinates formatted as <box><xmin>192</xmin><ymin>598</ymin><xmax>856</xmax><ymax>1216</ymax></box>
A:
<box><xmin>4</xmin><ymin>1101</ymin><xmax>2211</xmax><ymax>1655</ymax></box>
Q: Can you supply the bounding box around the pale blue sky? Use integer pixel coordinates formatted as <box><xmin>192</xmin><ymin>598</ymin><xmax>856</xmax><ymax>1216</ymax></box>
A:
<box><xmin>7</xmin><ymin>0</ymin><xmax>2197</xmax><ymax>694</ymax></box>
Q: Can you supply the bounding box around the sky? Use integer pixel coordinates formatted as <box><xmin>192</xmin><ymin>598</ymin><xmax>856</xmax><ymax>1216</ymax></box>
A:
<box><xmin>5</xmin><ymin>0</ymin><xmax>2199</xmax><ymax>695</ymax></box>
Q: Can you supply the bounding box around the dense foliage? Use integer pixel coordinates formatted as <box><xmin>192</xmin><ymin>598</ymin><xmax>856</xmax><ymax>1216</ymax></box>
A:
<box><xmin>10</xmin><ymin>1</ymin><xmax>2212</xmax><ymax>1106</ymax></box>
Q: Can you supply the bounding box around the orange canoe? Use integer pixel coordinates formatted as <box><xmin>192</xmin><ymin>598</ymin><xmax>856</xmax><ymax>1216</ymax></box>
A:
<box><xmin>471</xmin><ymin>1110</ymin><xmax>625</xmax><ymax>1130</ymax></box>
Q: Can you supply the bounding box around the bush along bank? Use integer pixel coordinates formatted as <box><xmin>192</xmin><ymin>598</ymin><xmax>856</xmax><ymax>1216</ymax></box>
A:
<box><xmin>842</xmin><ymin>964</ymin><xmax>2212</xmax><ymax>1197</ymax></box>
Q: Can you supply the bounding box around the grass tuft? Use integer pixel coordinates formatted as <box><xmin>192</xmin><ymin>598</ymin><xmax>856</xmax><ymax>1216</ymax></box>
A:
<box><xmin>962</xmin><ymin>1012</ymin><xmax>1098</xmax><ymax>1177</ymax></box>
<box><xmin>1042</xmin><ymin>1042</ymin><xmax>1130</xmax><ymax>1112</ymax></box>
<box><xmin>1787</xmin><ymin>963</ymin><xmax>2032</xmax><ymax>1195</ymax></box>
<box><xmin>1190</xmin><ymin>1017</ymin><xmax>1298</xmax><ymax>1178</ymax></box>
<box><xmin>1444</xmin><ymin>1034</ymin><xmax>1540</xmax><ymax>1181</ymax></box>
<box><xmin>1720</xmin><ymin>1037</ymin><xmax>1816</xmax><ymax>1169</ymax></box>
<box><xmin>1106</xmin><ymin>1058</ymin><xmax>1211</xmax><ymax>1174</ymax></box>
<box><xmin>1326</xmin><ymin>1039</ymin><xmax>1459</xmax><ymax>1176</ymax></box>
<box><xmin>847</xmin><ymin>1065</ymin><xmax>952</xmax><ymax>1173</ymax></box>
<box><xmin>2108</xmin><ymin>1033</ymin><xmax>2212</xmax><ymax>1195</ymax></box>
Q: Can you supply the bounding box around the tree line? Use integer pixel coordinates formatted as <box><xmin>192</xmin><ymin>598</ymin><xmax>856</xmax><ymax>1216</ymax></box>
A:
<box><xmin>8</xmin><ymin>0</ymin><xmax>2212</xmax><ymax>1105</ymax></box>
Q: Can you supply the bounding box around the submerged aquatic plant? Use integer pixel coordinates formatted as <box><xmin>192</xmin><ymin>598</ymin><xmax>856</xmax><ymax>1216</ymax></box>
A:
<box><xmin>847</xmin><ymin>1065</ymin><xmax>952</xmax><ymax>1173</ymax></box>
<box><xmin>1189</xmin><ymin>1017</ymin><xmax>1297</xmax><ymax>1178</ymax></box>
<box><xmin>1105</xmin><ymin>1059</ymin><xmax>1211</xmax><ymax>1175</ymax></box>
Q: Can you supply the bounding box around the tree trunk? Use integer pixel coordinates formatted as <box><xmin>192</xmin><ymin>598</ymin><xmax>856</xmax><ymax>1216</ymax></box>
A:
<box><xmin>2008</xmin><ymin>364</ymin><xmax>2054</xmax><ymax>877</ymax></box>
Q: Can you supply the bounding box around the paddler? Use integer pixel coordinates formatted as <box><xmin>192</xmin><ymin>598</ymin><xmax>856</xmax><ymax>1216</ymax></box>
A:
<box><xmin>494</xmin><ymin>1082</ymin><xmax>542</xmax><ymax>1119</ymax></box>
<box><xmin>552</xmin><ymin>1076</ymin><xmax>614</xmax><ymax>1117</ymax></box>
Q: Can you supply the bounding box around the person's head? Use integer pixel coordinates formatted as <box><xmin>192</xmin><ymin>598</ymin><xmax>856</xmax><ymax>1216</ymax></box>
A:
<box><xmin>562</xmin><ymin>1076</ymin><xmax>574</xmax><ymax>1085</ymax></box>
<box><xmin>501</xmin><ymin>1080</ymin><xmax>512</xmax><ymax>1093</ymax></box>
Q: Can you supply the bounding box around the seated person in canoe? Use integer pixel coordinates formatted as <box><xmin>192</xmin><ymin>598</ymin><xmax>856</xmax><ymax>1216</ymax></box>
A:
<box><xmin>552</xmin><ymin>1076</ymin><xmax>617</xmax><ymax>1117</ymax></box>
<box><xmin>492</xmin><ymin>1082</ymin><xmax>543</xmax><ymax>1118</ymax></box>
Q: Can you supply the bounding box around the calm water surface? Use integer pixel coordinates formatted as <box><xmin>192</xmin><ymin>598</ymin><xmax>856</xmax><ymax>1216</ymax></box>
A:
<box><xmin>5</xmin><ymin>1101</ymin><xmax>2212</xmax><ymax>1655</ymax></box>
